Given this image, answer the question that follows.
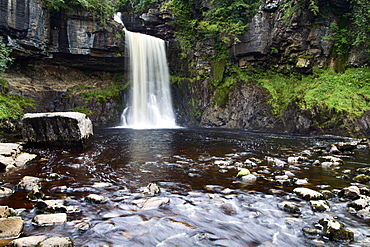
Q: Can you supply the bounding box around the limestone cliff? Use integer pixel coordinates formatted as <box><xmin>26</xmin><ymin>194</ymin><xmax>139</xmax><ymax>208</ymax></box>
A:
<box><xmin>0</xmin><ymin>0</ymin><xmax>126</xmax><ymax>127</ymax></box>
<box><xmin>0</xmin><ymin>0</ymin><xmax>369</xmax><ymax>137</ymax></box>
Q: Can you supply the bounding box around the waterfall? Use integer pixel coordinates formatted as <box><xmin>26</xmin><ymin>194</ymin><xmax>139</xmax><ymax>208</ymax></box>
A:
<box><xmin>115</xmin><ymin>14</ymin><xmax>177</xmax><ymax>129</ymax></box>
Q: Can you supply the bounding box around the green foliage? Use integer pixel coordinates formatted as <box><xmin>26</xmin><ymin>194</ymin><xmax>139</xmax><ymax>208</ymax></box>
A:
<box><xmin>282</xmin><ymin>0</ymin><xmax>319</xmax><ymax>23</ymax></box>
<box><xmin>350</xmin><ymin>0</ymin><xmax>370</xmax><ymax>47</ymax></box>
<box><xmin>0</xmin><ymin>44</ymin><xmax>14</xmax><ymax>74</ymax></box>
<box><xmin>258</xmin><ymin>67</ymin><xmax>370</xmax><ymax>117</ymax></box>
<box><xmin>117</xmin><ymin>0</ymin><xmax>158</xmax><ymax>13</ymax></box>
<box><xmin>188</xmin><ymin>98</ymin><xmax>202</xmax><ymax>120</ymax></box>
<box><xmin>43</xmin><ymin>0</ymin><xmax>115</xmax><ymax>25</ymax></box>
<box><xmin>212</xmin><ymin>64</ymin><xmax>254</xmax><ymax>107</ymax></box>
<box><xmin>0</xmin><ymin>44</ymin><xmax>33</xmax><ymax>120</ymax></box>
<box><xmin>168</xmin><ymin>0</ymin><xmax>260</xmax><ymax>55</ymax></box>
<box><xmin>211</xmin><ymin>59</ymin><xmax>226</xmax><ymax>86</ymax></box>
<box><xmin>205</xmin><ymin>0</ymin><xmax>260</xmax><ymax>24</ymax></box>
<box><xmin>43</xmin><ymin>0</ymin><xmax>161</xmax><ymax>24</ymax></box>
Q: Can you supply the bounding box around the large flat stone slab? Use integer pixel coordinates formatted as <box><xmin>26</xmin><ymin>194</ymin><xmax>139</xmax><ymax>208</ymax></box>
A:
<box><xmin>22</xmin><ymin>112</ymin><xmax>93</xmax><ymax>148</ymax></box>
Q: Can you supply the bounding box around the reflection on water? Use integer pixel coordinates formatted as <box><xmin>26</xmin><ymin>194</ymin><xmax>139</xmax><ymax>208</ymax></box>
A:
<box><xmin>127</xmin><ymin>129</ymin><xmax>175</xmax><ymax>163</ymax></box>
<box><xmin>0</xmin><ymin>127</ymin><xmax>368</xmax><ymax>246</ymax></box>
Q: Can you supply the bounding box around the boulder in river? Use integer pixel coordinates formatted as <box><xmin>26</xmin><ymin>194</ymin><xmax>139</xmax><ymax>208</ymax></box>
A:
<box><xmin>278</xmin><ymin>202</ymin><xmax>301</xmax><ymax>213</ymax></box>
<box><xmin>36</xmin><ymin>199</ymin><xmax>81</xmax><ymax>214</ymax></box>
<box><xmin>293</xmin><ymin>187</ymin><xmax>324</xmax><ymax>200</ymax></box>
<box><xmin>0</xmin><ymin>217</ymin><xmax>24</xmax><ymax>238</ymax></box>
<box><xmin>137</xmin><ymin>197</ymin><xmax>170</xmax><ymax>211</ymax></box>
<box><xmin>16</xmin><ymin>176</ymin><xmax>42</xmax><ymax>191</ymax></box>
<box><xmin>338</xmin><ymin>186</ymin><xmax>361</xmax><ymax>200</ymax></box>
<box><xmin>32</xmin><ymin>213</ymin><xmax>67</xmax><ymax>226</ymax></box>
<box><xmin>0</xmin><ymin>206</ymin><xmax>15</xmax><ymax>218</ymax></box>
<box><xmin>22</xmin><ymin>112</ymin><xmax>93</xmax><ymax>148</ymax></box>
<box><xmin>318</xmin><ymin>156</ymin><xmax>344</xmax><ymax>167</ymax></box>
<box><xmin>318</xmin><ymin>218</ymin><xmax>354</xmax><ymax>241</ymax></box>
<box><xmin>0</xmin><ymin>187</ymin><xmax>13</xmax><ymax>197</ymax></box>
<box><xmin>85</xmin><ymin>194</ymin><xmax>107</xmax><ymax>204</ymax></box>
<box><xmin>143</xmin><ymin>183</ymin><xmax>161</xmax><ymax>195</ymax></box>
<box><xmin>37</xmin><ymin>236</ymin><xmax>74</xmax><ymax>247</ymax></box>
<box><xmin>310</xmin><ymin>200</ymin><xmax>330</xmax><ymax>212</ymax></box>
<box><xmin>27</xmin><ymin>185</ymin><xmax>45</xmax><ymax>201</ymax></box>
<box><xmin>0</xmin><ymin>143</ymin><xmax>21</xmax><ymax>158</ymax></box>
<box><xmin>7</xmin><ymin>235</ymin><xmax>49</xmax><ymax>247</ymax></box>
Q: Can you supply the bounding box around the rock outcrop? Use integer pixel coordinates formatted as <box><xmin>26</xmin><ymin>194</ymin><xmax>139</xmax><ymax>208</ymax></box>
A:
<box><xmin>22</xmin><ymin>112</ymin><xmax>93</xmax><ymax>148</ymax></box>
<box><xmin>194</xmin><ymin>0</ymin><xmax>370</xmax><ymax>137</ymax></box>
<box><xmin>0</xmin><ymin>0</ymin><xmax>124</xmax><ymax>62</ymax></box>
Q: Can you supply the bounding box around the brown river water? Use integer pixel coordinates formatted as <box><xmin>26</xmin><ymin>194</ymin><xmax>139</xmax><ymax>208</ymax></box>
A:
<box><xmin>0</xmin><ymin>127</ymin><xmax>369</xmax><ymax>246</ymax></box>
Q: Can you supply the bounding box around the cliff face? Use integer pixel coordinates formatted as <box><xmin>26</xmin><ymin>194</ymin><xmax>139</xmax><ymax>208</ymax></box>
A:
<box><xmin>1</xmin><ymin>0</ymin><xmax>369</xmax><ymax>136</ymax></box>
<box><xmin>1</xmin><ymin>0</ymin><xmax>126</xmax><ymax>126</ymax></box>
<box><xmin>232</xmin><ymin>0</ymin><xmax>334</xmax><ymax>72</ymax></box>
<box><xmin>179</xmin><ymin>0</ymin><xmax>370</xmax><ymax>137</ymax></box>
<box><xmin>0</xmin><ymin>0</ymin><xmax>125</xmax><ymax>68</ymax></box>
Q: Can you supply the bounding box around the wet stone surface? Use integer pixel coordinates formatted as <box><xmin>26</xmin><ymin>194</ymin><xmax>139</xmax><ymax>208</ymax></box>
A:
<box><xmin>0</xmin><ymin>128</ymin><xmax>369</xmax><ymax>246</ymax></box>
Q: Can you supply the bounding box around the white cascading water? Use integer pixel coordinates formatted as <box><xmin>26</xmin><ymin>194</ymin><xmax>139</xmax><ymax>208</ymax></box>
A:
<box><xmin>114</xmin><ymin>13</ymin><xmax>177</xmax><ymax>129</ymax></box>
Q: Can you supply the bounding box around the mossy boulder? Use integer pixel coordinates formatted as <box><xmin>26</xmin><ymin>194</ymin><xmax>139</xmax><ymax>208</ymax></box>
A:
<box><xmin>353</xmin><ymin>174</ymin><xmax>370</xmax><ymax>184</ymax></box>
<box><xmin>318</xmin><ymin>218</ymin><xmax>354</xmax><ymax>241</ymax></box>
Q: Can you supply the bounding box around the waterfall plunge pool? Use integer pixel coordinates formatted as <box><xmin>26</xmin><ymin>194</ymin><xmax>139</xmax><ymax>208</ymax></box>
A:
<box><xmin>0</xmin><ymin>127</ymin><xmax>369</xmax><ymax>246</ymax></box>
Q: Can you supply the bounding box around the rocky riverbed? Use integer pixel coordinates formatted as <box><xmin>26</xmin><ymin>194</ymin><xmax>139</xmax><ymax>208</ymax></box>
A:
<box><xmin>0</xmin><ymin>128</ymin><xmax>369</xmax><ymax>246</ymax></box>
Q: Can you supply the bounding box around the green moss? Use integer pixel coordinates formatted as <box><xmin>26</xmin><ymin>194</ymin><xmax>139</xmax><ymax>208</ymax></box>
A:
<box><xmin>353</xmin><ymin>174</ymin><xmax>370</xmax><ymax>184</ymax></box>
<box><xmin>258</xmin><ymin>67</ymin><xmax>370</xmax><ymax>117</ymax></box>
<box><xmin>211</xmin><ymin>59</ymin><xmax>226</xmax><ymax>86</ymax></box>
<box><xmin>214</xmin><ymin>87</ymin><xmax>230</xmax><ymax>107</ymax></box>
<box><xmin>72</xmin><ymin>106</ymin><xmax>94</xmax><ymax>116</ymax></box>
<box><xmin>0</xmin><ymin>94</ymin><xmax>35</xmax><ymax>120</ymax></box>
<box><xmin>188</xmin><ymin>98</ymin><xmax>202</xmax><ymax>120</ymax></box>
<box><xmin>68</xmin><ymin>82</ymin><xmax>129</xmax><ymax>104</ymax></box>
<box><xmin>0</xmin><ymin>78</ymin><xmax>9</xmax><ymax>94</ymax></box>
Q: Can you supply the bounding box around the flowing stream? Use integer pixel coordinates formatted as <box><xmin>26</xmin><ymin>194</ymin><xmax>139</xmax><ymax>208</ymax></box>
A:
<box><xmin>0</xmin><ymin>128</ymin><xmax>369</xmax><ymax>246</ymax></box>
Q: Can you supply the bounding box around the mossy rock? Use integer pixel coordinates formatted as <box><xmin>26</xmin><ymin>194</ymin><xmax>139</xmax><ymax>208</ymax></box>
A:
<box><xmin>318</xmin><ymin>218</ymin><xmax>354</xmax><ymax>241</ymax></box>
<box><xmin>353</xmin><ymin>174</ymin><xmax>370</xmax><ymax>184</ymax></box>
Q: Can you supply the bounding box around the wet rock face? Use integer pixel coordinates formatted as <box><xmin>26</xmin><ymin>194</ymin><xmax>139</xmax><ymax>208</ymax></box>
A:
<box><xmin>232</xmin><ymin>0</ymin><xmax>335</xmax><ymax>70</ymax></box>
<box><xmin>0</xmin><ymin>0</ymin><xmax>124</xmax><ymax>70</ymax></box>
<box><xmin>22</xmin><ymin>112</ymin><xmax>93</xmax><ymax>148</ymax></box>
<box><xmin>0</xmin><ymin>0</ymin><xmax>48</xmax><ymax>53</ymax></box>
<box><xmin>200</xmin><ymin>84</ymin><xmax>280</xmax><ymax>130</ymax></box>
